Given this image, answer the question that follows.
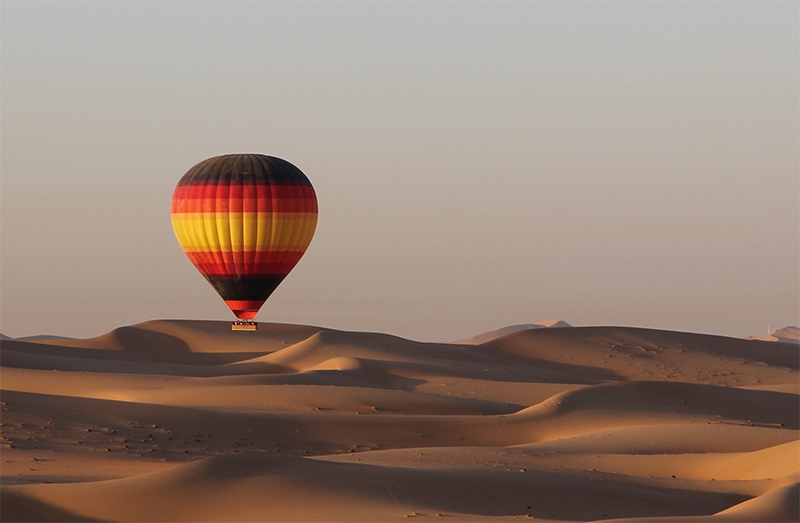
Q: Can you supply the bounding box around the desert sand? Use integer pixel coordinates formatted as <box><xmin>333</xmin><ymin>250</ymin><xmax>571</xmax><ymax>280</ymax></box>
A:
<box><xmin>1</xmin><ymin>320</ymin><xmax>797</xmax><ymax>522</ymax></box>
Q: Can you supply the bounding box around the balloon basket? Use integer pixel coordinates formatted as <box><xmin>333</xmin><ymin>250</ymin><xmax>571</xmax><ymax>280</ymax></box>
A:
<box><xmin>232</xmin><ymin>320</ymin><xmax>257</xmax><ymax>332</ymax></box>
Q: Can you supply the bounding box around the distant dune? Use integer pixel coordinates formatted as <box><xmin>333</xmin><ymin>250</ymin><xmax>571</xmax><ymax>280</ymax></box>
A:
<box><xmin>452</xmin><ymin>319</ymin><xmax>573</xmax><ymax>344</ymax></box>
<box><xmin>746</xmin><ymin>326</ymin><xmax>800</xmax><ymax>345</ymax></box>
<box><xmin>1</xmin><ymin>334</ymin><xmax>77</xmax><ymax>342</ymax></box>
<box><xmin>1</xmin><ymin>320</ymin><xmax>797</xmax><ymax>522</ymax></box>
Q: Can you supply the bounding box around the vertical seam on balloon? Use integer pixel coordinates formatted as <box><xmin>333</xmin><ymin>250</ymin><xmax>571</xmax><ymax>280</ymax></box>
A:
<box><xmin>301</xmin><ymin>184</ymin><xmax>318</xmax><ymax>251</ymax></box>
<box><xmin>171</xmin><ymin>185</ymin><xmax>197</xmax><ymax>269</ymax></box>
<box><xmin>261</xmin><ymin>155</ymin><xmax>277</xmax><ymax>277</ymax></box>
<box><xmin>291</xmin><ymin>164</ymin><xmax>311</xmax><ymax>271</ymax></box>
<box><xmin>186</xmin><ymin>164</ymin><xmax>214</xmax><ymax>274</ymax></box>
<box><xmin>214</xmin><ymin>155</ymin><xmax>230</xmax><ymax>281</ymax></box>
<box><xmin>244</xmin><ymin>155</ymin><xmax>256</xmax><ymax>277</ymax></box>
<box><xmin>228</xmin><ymin>156</ymin><xmax>237</xmax><ymax>277</ymax></box>
<box><xmin>251</xmin><ymin>156</ymin><xmax>264</xmax><ymax>276</ymax></box>
<box><xmin>261</xmin><ymin>155</ymin><xmax>274</xmax><ymax>277</ymax></box>
<box><xmin>246</xmin><ymin>155</ymin><xmax>257</xmax><ymax>275</ymax></box>
<box><xmin>222</xmin><ymin>155</ymin><xmax>237</xmax><ymax>280</ymax></box>
<box><xmin>248</xmin><ymin>155</ymin><xmax>260</xmax><ymax>275</ymax></box>
<box><xmin>234</xmin><ymin>155</ymin><xmax>248</xmax><ymax>278</ymax></box>
<box><xmin>293</xmin><ymin>175</ymin><xmax>310</xmax><ymax>265</ymax></box>
<box><xmin>276</xmin><ymin>159</ymin><xmax>297</xmax><ymax>277</ymax></box>
<box><xmin>298</xmin><ymin>184</ymin><xmax>319</xmax><ymax>261</ymax></box>
<box><xmin>204</xmin><ymin>159</ymin><xmax>224</xmax><ymax>276</ymax></box>
<box><xmin>193</xmin><ymin>161</ymin><xmax>212</xmax><ymax>272</ymax></box>
<box><xmin>286</xmin><ymin>184</ymin><xmax>307</xmax><ymax>268</ymax></box>
<box><xmin>251</xmin><ymin>155</ymin><xmax>263</xmax><ymax>276</ymax></box>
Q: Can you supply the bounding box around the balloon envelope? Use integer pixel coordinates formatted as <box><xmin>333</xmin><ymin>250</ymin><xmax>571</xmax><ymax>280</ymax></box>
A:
<box><xmin>171</xmin><ymin>154</ymin><xmax>318</xmax><ymax>319</ymax></box>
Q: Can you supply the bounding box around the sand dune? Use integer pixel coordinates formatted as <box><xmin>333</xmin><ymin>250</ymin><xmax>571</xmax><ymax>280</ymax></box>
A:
<box><xmin>452</xmin><ymin>319</ymin><xmax>573</xmax><ymax>345</ymax></box>
<box><xmin>747</xmin><ymin>326</ymin><xmax>800</xmax><ymax>345</ymax></box>
<box><xmin>1</xmin><ymin>320</ymin><xmax>797</xmax><ymax>521</ymax></box>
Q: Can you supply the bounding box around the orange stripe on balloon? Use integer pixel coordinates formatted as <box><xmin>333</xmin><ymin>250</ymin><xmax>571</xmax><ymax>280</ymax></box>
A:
<box><xmin>171</xmin><ymin>198</ymin><xmax>317</xmax><ymax>213</ymax></box>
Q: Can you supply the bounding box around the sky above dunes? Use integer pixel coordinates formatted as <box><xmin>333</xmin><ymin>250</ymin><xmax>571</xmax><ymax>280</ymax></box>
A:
<box><xmin>1</xmin><ymin>1</ymin><xmax>798</xmax><ymax>341</ymax></box>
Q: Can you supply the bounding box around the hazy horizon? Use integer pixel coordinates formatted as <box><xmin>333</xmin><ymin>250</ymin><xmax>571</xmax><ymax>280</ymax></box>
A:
<box><xmin>2</xmin><ymin>1</ymin><xmax>798</xmax><ymax>342</ymax></box>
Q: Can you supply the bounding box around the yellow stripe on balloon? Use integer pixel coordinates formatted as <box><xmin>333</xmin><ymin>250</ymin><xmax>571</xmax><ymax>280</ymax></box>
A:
<box><xmin>172</xmin><ymin>213</ymin><xmax>317</xmax><ymax>252</ymax></box>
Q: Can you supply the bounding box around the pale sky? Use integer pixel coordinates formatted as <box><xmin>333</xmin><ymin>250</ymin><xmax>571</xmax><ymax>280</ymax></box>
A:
<box><xmin>2</xmin><ymin>1</ymin><xmax>798</xmax><ymax>342</ymax></box>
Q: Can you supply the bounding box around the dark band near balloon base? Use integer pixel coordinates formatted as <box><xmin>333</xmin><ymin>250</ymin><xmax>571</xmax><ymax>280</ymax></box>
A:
<box><xmin>206</xmin><ymin>275</ymin><xmax>286</xmax><ymax>301</ymax></box>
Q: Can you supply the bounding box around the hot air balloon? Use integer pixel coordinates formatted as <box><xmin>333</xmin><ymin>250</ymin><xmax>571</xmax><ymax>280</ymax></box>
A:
<box><xmin>171</xmin><ymin>154</ymin><xmax>318</xmax><ymax>330</ymax></box>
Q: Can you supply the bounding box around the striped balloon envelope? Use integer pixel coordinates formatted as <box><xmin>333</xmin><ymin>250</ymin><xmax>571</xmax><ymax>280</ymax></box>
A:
<box><xmin>171</xmin><ymin>154</ymin><xmax>318</xmax><ymax>321</ymax></box>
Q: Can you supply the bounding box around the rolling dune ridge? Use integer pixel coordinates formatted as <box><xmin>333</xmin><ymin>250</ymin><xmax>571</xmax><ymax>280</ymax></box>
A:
<box><xmin>1</xmin><ymin>320</ymin><xmax>797</xmax><ymax>522</ymax></box>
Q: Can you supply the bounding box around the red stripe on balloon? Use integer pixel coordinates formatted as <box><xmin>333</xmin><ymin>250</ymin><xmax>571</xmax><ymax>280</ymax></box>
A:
<box><xmin>185</xmin><ymin>252</ymin><xmax>306</xmax><ymax>276</ymax></box>
<box><xmin>171</xmin><ymin>184</ymin><xmax>317</xmax><ymax>213</ymax></box>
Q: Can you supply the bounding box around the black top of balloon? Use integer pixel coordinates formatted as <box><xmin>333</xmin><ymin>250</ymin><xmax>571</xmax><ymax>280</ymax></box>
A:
<box><xmin>180</xmin><ymin>154</ymin><xmax>312</xmax><ymax>185</ymax></box>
